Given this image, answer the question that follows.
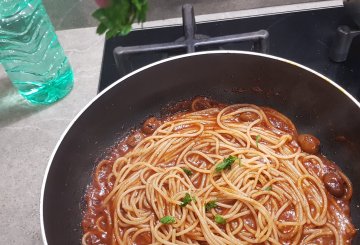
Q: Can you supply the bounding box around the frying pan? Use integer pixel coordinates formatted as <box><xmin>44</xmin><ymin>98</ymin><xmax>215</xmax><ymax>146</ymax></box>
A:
<box><xmin>40</xmin><ymin>51</ymin><xmax>360</xmax><ymax>244</ymax></box>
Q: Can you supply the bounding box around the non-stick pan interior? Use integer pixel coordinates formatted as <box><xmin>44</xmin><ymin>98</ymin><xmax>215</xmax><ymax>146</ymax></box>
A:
<box><xmin>42</xmin><ymin>52</ymin><xmax>360</xmax><ymax>244</ymax></box>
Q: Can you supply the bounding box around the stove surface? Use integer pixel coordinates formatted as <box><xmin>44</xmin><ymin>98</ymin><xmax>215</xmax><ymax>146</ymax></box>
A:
<box><xmin>99</xmin><ymin>7</ymin><xmax>360</xmax><ymax>100</ymax></box>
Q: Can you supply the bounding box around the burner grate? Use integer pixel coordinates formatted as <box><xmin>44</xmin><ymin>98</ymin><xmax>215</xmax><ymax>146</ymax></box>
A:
<box><xmin>113</xmin><ymin>4</ymin><xmax>269</xmax><ymax>76</ymax></box>
<box><xmin>329</xmin><ymin>25</ymin><xmax>360</xmax><ymax>62</ymax></box>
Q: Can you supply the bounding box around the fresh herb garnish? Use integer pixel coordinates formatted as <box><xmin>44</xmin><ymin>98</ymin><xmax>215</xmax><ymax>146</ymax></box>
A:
<box><xmin>264</xmin><ymin>186</ymin><xmax>272</xmax><ymax>191</ymax></box>
<box><xmin>160</xmin><ymin>215</ymin><xmax>176</xmax><ymax>224</ymax></box>
<box><xmin>256</xmin><ymin>135</ymin><xmax>261</xmax><ymax>148</ymax></box>
<box><xmin>92</xmin><ymin>0</ymin><xmax>148</xmax><ymax>39</ymax></box>
<box><xmin>214</xmin><ymin>214</ymin><xmax>226</xmax><ymax>224</ymax></box>
<box><xmin>180</xmin><ymin>193</ymin><xmax>195</xmax><ymax>207</ymax></box>
<box><xmin>181</xmin><ymin>167</ymin><xmax>193</xmax><ymax>176</ymax></box>
<box><xmin>205</xmin><ymin>201</ymin><xmax>218</xmax><ymax>212</ymax></box>
<box><xmin>215</xmin><ymin>155</ymin><xmax>238</xmax><ymax>172</ymax></box>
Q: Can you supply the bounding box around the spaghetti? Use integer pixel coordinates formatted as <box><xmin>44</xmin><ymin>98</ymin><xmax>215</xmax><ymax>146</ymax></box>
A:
<box><xmin>82</xmin><ymin>98</ymin><xmax>355</xmax><ymax>245</ymax></box>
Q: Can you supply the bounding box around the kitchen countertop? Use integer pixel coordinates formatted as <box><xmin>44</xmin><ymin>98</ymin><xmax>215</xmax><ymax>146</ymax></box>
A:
<box><xmin>0</xmin><ymin>27</ymin><xmax>104</xmax><ymax>244</ymax></box>
<box><xmin>43</xmin><ymin>0</ymin><xmax>328</xmax><ymax>30</ymax></box>
<box><xmin>0</xmin><ymin>1</ymin><xmax>344</xmax><ymax>244</ymax></box>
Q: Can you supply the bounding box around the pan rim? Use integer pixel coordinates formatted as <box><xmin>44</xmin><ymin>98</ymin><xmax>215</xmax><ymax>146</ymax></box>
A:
<box><xmin>39</xmin><ymin>50</ymin><xmax>360</xmax><ymax>244</ymax></box>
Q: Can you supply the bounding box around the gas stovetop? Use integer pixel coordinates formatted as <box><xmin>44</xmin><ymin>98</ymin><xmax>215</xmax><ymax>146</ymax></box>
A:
<box><xmin>99</xmin><ymin>6</ymin><xmax>360</xmax><ymax>100</ymax></box>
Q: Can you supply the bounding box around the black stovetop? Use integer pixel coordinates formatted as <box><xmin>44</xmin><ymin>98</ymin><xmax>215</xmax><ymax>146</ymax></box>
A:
<box><xmin>99</xmin><ymin>6</ymin><xmax>360</xmax><ymax>99</ymax></box>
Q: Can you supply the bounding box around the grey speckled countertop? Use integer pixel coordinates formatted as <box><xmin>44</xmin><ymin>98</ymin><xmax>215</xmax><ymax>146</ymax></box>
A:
<box><xmin>0</xmin><ymin>27</ymin><xmax>104</xmax><ymax>244</ymax></box>
<box><xmin>43</xmin><ymin>0</ymin><xmax>326</xmax><ymax>30</ymax></box>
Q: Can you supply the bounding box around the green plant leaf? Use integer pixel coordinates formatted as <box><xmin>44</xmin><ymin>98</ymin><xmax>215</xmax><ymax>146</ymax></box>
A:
<box><xmin>180</xmin><ymin>193</ymin><xmax>195</xmax><ymax>207</ymax></box>
<box><xmin>181</xmin><ymin>167</ymin><xmax>193</xmax><ymax>176</ymax></box>
<box><xmin>131</xmin><ymin>0</ymin><xmax>142</xmax><ymax>10</ymax></box>
<box><xmin>92</xmin><ymin>9</ymin><xmax>106</xmax><ymax>21</ymax></box>
<box><xmin>264</xmin><ymin>185</ymin><xmax>272</xmax><ymax>191</ymax></box>
<box><xmin>160</xmin><ymin>216</ymin><xmax>176</xmax><ymax>224</ymax></box>
<box><xmin>215</xmin><ymin>155</ymin><xmax>238</xmax><ymax>172</ymax></box>
<box><xmin>214</xmin><ymin>214</ymin><xmax>226</xmax><ymax>224</ymax></box>
<box><xmin>256</xmin><ymin>135</ymin><xmax>261</xmax><ymax>148</ymax></box>
<box><xmin>96</xmin><ymin>23</ymin><xmax>107</xmax><ymax>34</ymax></box>
<box><xmin>93</xmin><ymin>0</ymin><xmax>148</xmax><ymax>39</ymax></box>
<box><xmin>205</xmin><ymin>201</ymin><xmax>217</xmax><ymax>212</ymax></box>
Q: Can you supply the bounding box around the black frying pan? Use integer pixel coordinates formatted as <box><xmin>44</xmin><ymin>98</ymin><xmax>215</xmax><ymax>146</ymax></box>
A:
<box><xmin>40</xmin><ymin>51</ymin><xmax>360</xmax><ymax>244</ymax></box>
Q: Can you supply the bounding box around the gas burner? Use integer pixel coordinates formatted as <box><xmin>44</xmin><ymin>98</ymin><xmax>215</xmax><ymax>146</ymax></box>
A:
<box><xmin>99</xmin><ymin>6</ymin><xmax>359</xmax><ymax>99</ymax></box>
<box><xmin>330</xmin><ymin>25</ymin><xmax>360</xmax><ymax>62</ymax></box>
<box><xmin>113</xmin><ymin>4</ymin><xmax>269</xmax><ymax>76</ymax></box>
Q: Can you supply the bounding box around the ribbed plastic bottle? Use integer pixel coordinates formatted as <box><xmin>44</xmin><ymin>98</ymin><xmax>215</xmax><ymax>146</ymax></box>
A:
<box><xmin>0</xmin><ymin>0</ymin><xmax>73</xmax><ymax>104</ymax></box>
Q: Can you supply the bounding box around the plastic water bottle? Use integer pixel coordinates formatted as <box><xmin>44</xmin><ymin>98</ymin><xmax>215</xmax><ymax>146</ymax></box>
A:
<box><xmin>0</xmin><ymin>0</ymin><xmax>73</xmax><ymax>104</ymax></box>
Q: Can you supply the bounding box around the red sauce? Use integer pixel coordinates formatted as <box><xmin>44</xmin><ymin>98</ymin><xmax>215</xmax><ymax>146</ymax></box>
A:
<box><xmin>82</xmin><ymin>97</ymin><xmax>355</xmax><ymax>244</ymax></box>
<box><xmin>133</xmin><ymin>232</ymin><xmax>152</xmax><ymax>245</ymax></box>
<box><xmin>243</xmin><ymin>214</ymin><xmax>256</xmax><ymax>230</ymax></box>
<box><xmin>262</xmin><ymin>107</ymin><xmax>296</xmax><ymax>136</ymax></box>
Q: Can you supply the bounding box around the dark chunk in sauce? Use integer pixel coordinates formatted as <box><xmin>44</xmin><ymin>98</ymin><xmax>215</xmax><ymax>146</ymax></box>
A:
<box><xmin>191</xmin><ymin>97</ymin><xmax>213</xmax><ymax>111</ymax></box>
<box><xmin>239</xmin><ymin>112</ymin><xmax>258</xmax><ymax>122</ymax></box>
<box><xmin>142</xmin><ymin>117</ymin><xmax>161</xmax><ymax>134</ymax></box>
<box><xmin>117</xmin><ymin>142</ymin><xmax>130</xmax><ymax>156</ymax></box>
<box><xmin>127</xmin><ymin>132</ymin><xmax>144</xmax><ymax>147</ymax></box>
<box><xmin>323</xmin><ymin>172</ymin><xmax>346</xmax><ymax>198</ymax></box>
<box><xmin>298</xmin><ymin>134</ymin><xmax>320</xmax><ymax>154</ymax></box>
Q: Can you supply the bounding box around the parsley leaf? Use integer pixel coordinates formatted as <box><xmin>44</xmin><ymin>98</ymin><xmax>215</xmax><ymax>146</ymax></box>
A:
<box><xmin>215</xmin><ymin>155</ymin><xmax>238</xmax><ymax>172</ymax></box>
<box><xmin>256</xmin><ymin>135</ymin><xmax>261</xmax><ymax>148</ymax></box>
<box><xmin>181</xmin><ymin>167</ymin><xmax>193</xmax><ymax>176</ymax></box>
<box><xmin>214</xmin><ymin>214</ymin><xmax>226</xmax><ymax>224</ymax></box>
<box><xmin>264</xmin><ymin>186</ymin><xmax>272</xmax><ymax>191</ymax></box>
<box><xmin>160</xmin><ymin>215</ymin><xmax>176</xmax><ymax>224</ymax></box>
<box><xmin>205</xmin><ymin>201</ymin><xmax>218</xmax><ymax>212</ymax></box>
<box><xmin>180</xmin><ymin>193</ymin><xmax>195</xmax><ymax>207</ymax></box>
